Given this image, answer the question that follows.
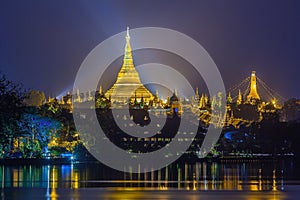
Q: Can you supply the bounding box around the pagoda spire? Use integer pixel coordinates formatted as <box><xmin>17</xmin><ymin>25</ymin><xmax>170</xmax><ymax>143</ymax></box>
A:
<box><xmin>237</xmin><ymin>89</ymin><xmax>242</xmax><ymax>105</ymax></box>
<box><xmin>99</xmin><ymin>85</ymin><xmax>103</xmax><ymax>95</ymax></box>
<box><xmin>121</xmin><ymin>26</ymin><xmax>134</xmax><ymax>73</ymax></box>
<box><xmin>199</xmin><ymin>93</ymin><xmax>205</xmax><ymax>108</ymax></box>
<box><xmin>112</xmin><ymin>26</ymin><xmax>141</xmax><ymax>84</ymax></box>
<box><xmin>174</xmin><ymin>89</ymin><xmax>178</xmax><ymax>97</ymax></box>
<box><xmin>247</xmin><ymin>71</ymin><xmax>260</xmax><ymax>100</ymax></box>
<box><xmin>227</xmin><ymin>92</ymin><xmax>232</xmax><ymax>104</ymax></box>
<box><xmin>126</xmin><ymin>26</ymin><xmax>130</xmax><ymax>41</ymax></box>
<box><xmin>104</xmin><ymin>27</ymin><xmax>154</xmax><ymax>103</ymax></box>
<box><xmin>195</xmin><ymin>87</ymin><xmax>199</xmax><ymax>100</ymax></box>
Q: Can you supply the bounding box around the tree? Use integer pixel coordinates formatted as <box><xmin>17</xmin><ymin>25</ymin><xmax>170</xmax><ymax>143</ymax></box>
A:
<box><xmin>40</xmin><ymin>102</ymin><xmax>78</xmax><ymax>151</ymax></box>
<box><xmin>0</xmin><ymin>73</ymin><xmax>24</xmax><ymax>157</ymax></box>
<box><xmin>18</xmin><ymin>113</ymin><xmax>61</xmax><ymax>157</ymax></box>
<box><xmin>23</xmin><ymin>90</ymin><xmax>45</xmax><ymax>107</ymax></box>
<box><xmin>281</xmin><ymin>98</ymin><xmax>300</xmax><ymax>122</ymax></box>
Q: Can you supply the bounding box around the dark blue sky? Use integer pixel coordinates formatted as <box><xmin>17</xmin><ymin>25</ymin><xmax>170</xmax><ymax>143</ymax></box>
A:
<box><xmin>0</xmin><ymin>0</ymin><xmax>299</xmax><ymax>99</ymax></box>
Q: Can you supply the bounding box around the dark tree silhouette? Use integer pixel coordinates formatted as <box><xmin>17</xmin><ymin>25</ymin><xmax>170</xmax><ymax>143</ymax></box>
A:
<box><xmin>0</xmin><ymin>73</ymin><xmax>24</xmax><ymax>156</ymax></box>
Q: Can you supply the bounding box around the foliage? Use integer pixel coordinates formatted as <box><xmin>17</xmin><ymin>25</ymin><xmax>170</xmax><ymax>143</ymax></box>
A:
<box><xmin>18</xmin><ymin>113</ymin><xmax>62</xmax><ymax>152</ymax></box>
<box><xmin>23</xmin><ymin>90</ymin><xmax>45</xmax><ymax>107</ymax></box>
<box><xmin>49</xmin><ymin>146</ymin><xmax>68</xmax><ymax>157</ymax></box>
<box><xmin>41</xmin><ymin>102</ymin><xmax>79</xmax><ymax>150</ymax></box>
<box><xmin>0</xmin><ymin>74</ymin><xmax>24</xmax><ymax>155</ymax></box>
<box><xmin>73</xmin><ymin>142</ymin><xmax>94</xmax><ymax>160</ymax></box>
<box><xmin>0</xmin><ymin>73</ymin><xmax>78</xmax><ymax>158</ymax></box>
<box><xmin>20</xmin><ymin>139</ymin><xmax>42</xmax><ymax>158</ymax></box>
<box><xmin>281</xmin><ymin>98</ymin><xmax>300</xmax><ymax>122</ymax></box>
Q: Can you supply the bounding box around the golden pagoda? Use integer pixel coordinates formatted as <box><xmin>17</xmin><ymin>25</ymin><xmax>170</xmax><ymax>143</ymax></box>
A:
<box><xmin>247</xmin><ymin>71</ymin><xmax>260</xmax><ymax>100</ymax></box>
<box><xmin>237</xmin><ymin>89</ymin><xmax>243</xmax><ymax>105</ymax></box>
<box><xmin>105</xmin><ymin>27</ymin><xmax>154</xmax><ymax>103</ymax></box>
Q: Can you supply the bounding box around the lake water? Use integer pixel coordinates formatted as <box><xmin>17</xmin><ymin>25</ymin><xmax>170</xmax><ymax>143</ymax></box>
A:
<box><xmin>1</xmin><ymin>159</ymin><xmax>300</xmax><ymax>199</ymax></box>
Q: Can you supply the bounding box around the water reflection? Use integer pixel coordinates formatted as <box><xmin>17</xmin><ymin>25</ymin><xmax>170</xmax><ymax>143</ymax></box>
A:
<box><xmin>0</xmin><ymin>160</ymin><xmax>293</xmax><ymax>192</ymax></box>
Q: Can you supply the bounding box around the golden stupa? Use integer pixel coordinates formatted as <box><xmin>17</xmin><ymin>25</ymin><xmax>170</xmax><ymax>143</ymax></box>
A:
<box><xmin>105</xmin><ymin>27</ymin><xmax>154</xmax><ymax>103</ymax></box>
<box><xmin>247</xmin><ymin>71</ymin><xmax>260</xmax><ymax>100</ymax></box>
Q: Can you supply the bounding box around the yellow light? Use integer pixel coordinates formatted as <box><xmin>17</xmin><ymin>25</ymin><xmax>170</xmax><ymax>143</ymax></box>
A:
<box><xmin>105</xmin><ymin>27</ymin><xmax>154</xmax><ymax>103</ymax></box>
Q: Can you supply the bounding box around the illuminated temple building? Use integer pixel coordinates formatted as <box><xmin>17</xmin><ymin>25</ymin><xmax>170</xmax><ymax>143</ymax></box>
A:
<box><xmin>45</xmin><ymin>27</ymin><xmax>286</xmax><ymax>126</ymax></box>
<box><xmin>48</xmin><ymin>68</ymin><xmax>283</xmax><ymax>126</ymax></box>
<box><xmin>247</xmin><ymin>71</ymin><xmax>260</xmax><ymax>102</ymax></box>
<box><xmin>104</xmin><ymin>27</ymin><xmax>154</xmax><ymax>104</ymax></box>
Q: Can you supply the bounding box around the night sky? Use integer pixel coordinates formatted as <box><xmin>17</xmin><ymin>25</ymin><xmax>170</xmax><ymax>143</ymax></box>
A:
<box><xmin>0</xmin><ymin>0</ymin><xmax>299</xmax><ymax>99</ymax></box>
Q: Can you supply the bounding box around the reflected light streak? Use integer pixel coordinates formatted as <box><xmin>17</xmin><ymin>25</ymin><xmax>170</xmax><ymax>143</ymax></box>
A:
<box><xmin>259</xmin><ymin>168</ymin><xmax>262</xmax><ymax>191</ymax></box>
<box><xmin>272</xmin><ymin>169</ymin><xmax>277</xmax><ymax>191</ymax></box>
<box><xmin>50</xmin><ymin>167</ymin><xmax>58</xmax><ymax>200</ymax></box>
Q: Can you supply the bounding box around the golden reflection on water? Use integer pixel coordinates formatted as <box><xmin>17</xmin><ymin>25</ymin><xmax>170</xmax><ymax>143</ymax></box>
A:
<box><xmin>0</xmin><ymin>161</ymin><xmax>286</xmax><ymax>195</ymax></box>
<box><xmin>50</xmin><ymin>166</ymin><xmax>58</xmax><ymax>200</ymax></box>
<box><xmin>101</xmin><ymin>191</ymin><xmax>283</xmax><ymax>200</ymax></box>
<box><xmin>104</xmin><ymin>191</ymin><xmax>144</xmax><ymax>200</ymax></box>
<box><xmin>71</xmin><ymin>165</ymin><xmax>79</xmax><ymax>189</ymax></box>
<box><xmin>259</xmin><ymin>168</ymin><xmax>262</xmax><ymax>191</ymax></box>
<box><xmin>272</xmin><ymin>169</ymin><xmax>277</xmax><ymax>191</ymax></box>
<box><xmin>12</xmin><ymin>167</ymin><xmax>23</xmax><ymax>188</ymax></box>
<box><xmin>12</xmin><ymin>169</ymin><xmax>18</xmax><ymax>188</ymax></box>
<box><xmin>0</xmin><ymin>163</ymin><xmax>290</xmax><ymax>200</ymax></box>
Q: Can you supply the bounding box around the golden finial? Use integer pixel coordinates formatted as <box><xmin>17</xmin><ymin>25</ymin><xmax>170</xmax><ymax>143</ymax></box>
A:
<box><xmin>126</xmin><ymin>26</ymin><xmax>130</xmax><ymax>41</ymax></box>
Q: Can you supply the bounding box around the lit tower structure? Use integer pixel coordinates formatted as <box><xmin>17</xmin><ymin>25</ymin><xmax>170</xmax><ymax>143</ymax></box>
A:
<box><xmin>236</xmin><ymin>89</ymin><xmax>243</xmax><ymax>105</ymax></box>
<box><xmin>247</xmin><ymin>71</ymin><xmax>260</xmax><ymax>102</ymax></box>
<box><xmin>105</xmin><ymin>27</ymin><xmax>154</xmax><ymax>103</ymax></box>
<box><xmin>169</xmin><ymin>89</ymin><xmax>182</xmax><ymax>115</ymax></box>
